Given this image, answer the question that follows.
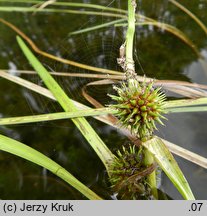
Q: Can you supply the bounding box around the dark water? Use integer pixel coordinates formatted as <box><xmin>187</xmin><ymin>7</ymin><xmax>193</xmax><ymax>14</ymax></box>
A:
<box><xmin>0</xmin><ymin>0</ymin><xmax>207</xmax><ymax>199</ymax></box>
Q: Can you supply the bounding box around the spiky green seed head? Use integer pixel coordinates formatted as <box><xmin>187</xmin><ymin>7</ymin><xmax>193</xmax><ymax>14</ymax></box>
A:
<box><xmin>109</xmin><ymin>145</ymin><xmax>152</xmax><ymax>199</ymax></box>
<box><xmin>109</xmin><ymin>79</ymin><xmax>167</xmax><ymax>140</ymax></box>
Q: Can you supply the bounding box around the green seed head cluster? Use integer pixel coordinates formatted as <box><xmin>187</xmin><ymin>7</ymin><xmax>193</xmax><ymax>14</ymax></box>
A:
<box><xmin>109</xmin><ymin>79</ymin><xmax>167</xmax><ymax>140</ymax></box>
<box><xmin>109</xmin><ymin>145</ymin><xmax>152</xmax><ymax>199</ymax></box>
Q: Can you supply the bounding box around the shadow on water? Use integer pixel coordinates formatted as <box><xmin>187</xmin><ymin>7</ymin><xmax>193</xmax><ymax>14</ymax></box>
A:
<box><xmin>0</xmin><ymin>0</ymin><xmax>207</xmax><ymax>199</ymax></box>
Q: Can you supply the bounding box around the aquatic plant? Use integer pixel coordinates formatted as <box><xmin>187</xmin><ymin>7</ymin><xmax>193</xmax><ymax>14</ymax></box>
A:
<box><xmin>109</xmin><ymin>79</ymin><xmax>166</xmax><ymax>140</ymax></box>
<box><xmin>109</xmin><ymin>145</ymin><xmax>152</xmax><ymax>199</ymax></box>
<box><xmin>0</xmin><ymin>0</ymin><xmax>207</xmax><ymax>200</ymax></box>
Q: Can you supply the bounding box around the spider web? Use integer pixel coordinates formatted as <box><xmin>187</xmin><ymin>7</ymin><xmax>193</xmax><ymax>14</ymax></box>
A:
<box><xmin>25</xmin><ymin>0</ymin><xmax>129</xmax><ymax>119</ymax></box>
<box><xmin>0</xmin><ymin>0</ymin><xmax>207</xmax><ymax>200</ymax></box>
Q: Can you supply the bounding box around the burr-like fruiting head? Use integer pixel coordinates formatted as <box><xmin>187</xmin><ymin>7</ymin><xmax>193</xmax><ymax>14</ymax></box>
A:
<box><xmin>109</xmin><ymin>145</ymin><xmax>154</xmax><ymax>199</ymax></box>
<box><xmin>109</xmin><ymin>79</ymin><xmax>167</xmax><ymax>140</ymax></box>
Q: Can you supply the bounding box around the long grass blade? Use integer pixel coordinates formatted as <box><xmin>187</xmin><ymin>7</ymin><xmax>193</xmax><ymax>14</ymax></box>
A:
<box><xmin>143</xmin><ymin>136</ymin><xmax>195</xmax><ymax>200</ymax></box>
<box><xmin>0</xmin><ymin>7</ymin><xmax>127</xmax><ymax>18</ymax></box>
<box><xmin>169</xmin><ymin>0</ymin><xmax>207</xmax><ymax>35</ymax></box>
<box><xmin>116</xmin><ymin>21</ymin><xmax>201</xmax><ymax>57</ymax></box>
<box><xmin>165</xmin><ymin>97</ymin><xmax>207</xmax><ymax>108</ymax></box>
<box><xmin>0</xmin><ymin>18</ymin><xmax>122</xmax><ymax>75</ymax></box>
<box><xmin>1</xmin><ymin>70</ymin><xmax>207</xmax><ymax>169</ymax></box>
<box><xmin>69</xmin><ymin>18</ymin><xmax>126</xmax><ymax>36</ymax></box>
<box><xmin>3</xmin><ymin>69</ymin><xmax>207</xmax><ymax>90</ymax></box>
<box><xmin>1</xmin><ymin>69</ymin><xmax>124</xmax><ymax>79</ymax></box>
<box><xmin>0</xmin><ymin>134</ymin><xmax>102</xmax><ymax>200</ymax></box>
<box><xmin>1</xmin><ymin>0</ymin><xmax>203</xmax><ymax>58</ymax></box>
<box><xmin>0</xmin><ymin>108</ymin><xmax>116</xmax><ymax>125</ymax></box>
<box><xmin>168</xmin><ymin>106</ymin><xmax>207</xmax><ymax>113</ymax></box>
<box><xmin>162</xmin><ymin>138</ymin><xmax>207</xmax><ymax>169</ymax></box>
<box><xmin>0</xmin><ymin>0</ymin><xmax>127</xmax><ymax>13</ymax></box>
<box><xmin>17</xmin><ymin>36</ymin><xmax>115</xmax><ymax>171</ymax></box>
<box><xmin>163</xmin><ymin>85</ymin><xmax>207</xmax><ymax>98</ymax></box>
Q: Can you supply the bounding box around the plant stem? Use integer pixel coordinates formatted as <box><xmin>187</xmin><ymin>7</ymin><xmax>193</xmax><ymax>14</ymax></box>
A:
<box><xmin>125</xmin><ymin>0</ymin><xmax>158</xmax><ymax>199</ymax></box>
<box><xmin>143</xmin><ymin>148</ymin><xmax>158</xmax><ymax>199</ymax></box>
<box><xmin>115</xmin><ymin>21</ymin><xmax>200</xmax><ymax>57</ymax></box>
<box><xmin>125</xmin><ymin>0</ymin><xmax>136</xmax><ymax>78</ymax></box>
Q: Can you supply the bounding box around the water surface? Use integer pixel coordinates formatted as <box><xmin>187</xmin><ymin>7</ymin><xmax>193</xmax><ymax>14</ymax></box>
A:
<box><xmin>0</xmin><ymin>0</ymin><xmax>207</xmax><ymax>199</ymax></box>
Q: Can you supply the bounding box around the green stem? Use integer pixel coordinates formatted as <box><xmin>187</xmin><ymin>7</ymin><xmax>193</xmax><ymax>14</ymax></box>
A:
<box><xmin>125</xmin><ymin>0</ymin><xmax>136</xmax><ymax>77</ymax></box>
<box><xmin>125</xmin><ymin>1</ymin><xmax>158</xmax><ymax>199</ymax></box>
<box><xmin>143</xmin><ymin>148</ymin><xmax>158</xmax><ymax>199</ymax></box>
<box><xmin>115</xmin><ymin>21</ymin><xmax>200</xmax><ymax>57</ymax></box>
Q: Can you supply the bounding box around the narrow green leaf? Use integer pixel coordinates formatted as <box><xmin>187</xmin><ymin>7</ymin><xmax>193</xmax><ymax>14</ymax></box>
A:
<box><xmin>0</xmin><ymin>0</ymin><xmax>126</xmax><ymax>13</ymax></box>
<box><xmin>2</xmin><ymin>68</ymin><xmax>207</xmax><ymax>170</ymax></box>
<box><xmin>69</xmin><ymin>19</ymin><xmax>126</xmax><ymax>36</ymax></box>
<box><xmin>116</xmin><ymin>21</ymin><xmax>200</xmax><ymax>57</ymax></box>
<box><xmin>168</xmin><ymin>106</ymin><xmax>207</xmax><ymax>113</ymax></box>
<box><xmin>17</xmin><ymin>36</ymin><xmax>114</xmax><ymax>170</ymax></box>
<box><xmin>0</xmin><ymin>7</ymin><xmax>126</xmax><ymax>18</ymax></box>
<box><xmin>143</xmin><ymin>136</ymin><xmax>195</xmax><ymax>200</ymax></box>
<box><xmin>17</xmin><ymin>36</ymin><xmax>115</xmax><ymax>171</ymax></box>
<box><xmin>165</xmin><ymin>97</ymin><xmax>207</xmax><ymax>109</ymax></box>
<box><xmin>1</xmin><ymin>0</ymin><xmax>200</xmax><ymax>56</ymax></box>
<box><xmin>0</xmin><ymin>134</ymin><xmax>102</xmax><ymax>200</ymax></box>
<box><xmin>0</xmin><ymin>108</ymin><xmax>117</xmax><ymax>125</ymax></box>
<box><xmin>169</xmin><ymin>0</ymin><xmax>207</xmax><ymax>35</ymax></box>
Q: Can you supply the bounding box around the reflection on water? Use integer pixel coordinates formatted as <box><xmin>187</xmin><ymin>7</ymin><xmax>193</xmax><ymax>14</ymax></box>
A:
<box><xmin>186</xmin><ymin>50</ymin><xmax>207</xmax><ymax>84</ymax></box>
<box><xmin>0</xmin><ymin>0</ymin><xmax>207</xmax><ymax>199</ymax></box>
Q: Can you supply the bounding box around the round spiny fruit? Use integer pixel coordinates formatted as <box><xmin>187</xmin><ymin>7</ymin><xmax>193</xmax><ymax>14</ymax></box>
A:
<box><xmin>109</xmin><ymin>145</ymin><xmax>153</xmax><ymax>199</ymax></box>
<box><xmin>108</xmin><ymin>79</ymin><xmax>167</xmax><ymax>140</ymax></box>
